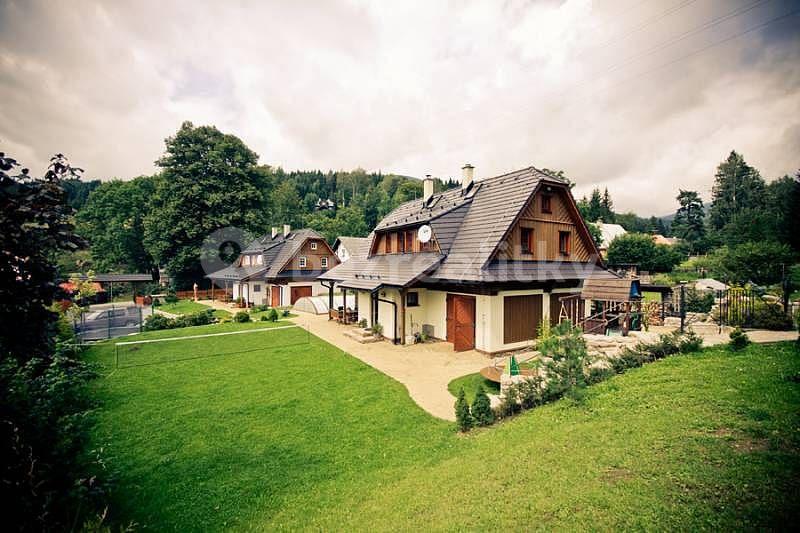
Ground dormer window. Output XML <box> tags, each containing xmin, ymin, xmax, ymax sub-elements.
<box><xmin>242</xmin><ymin>255</ymin><xmax>251</xmax><ymax>266</ymax></box>
<box><xmin>255</xmin><ymin>255</ymin><xmax>263</xmax><ymax>265</ymax></box>
<box><xmin>541</xmin><ymin>194</ymin><xmax>552</xmax><ymax>214</ymax></box>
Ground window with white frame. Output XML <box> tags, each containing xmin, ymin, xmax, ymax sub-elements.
<box><xmin>299</xmin><ymin>256</ymin><xmax>307</xmax><ymax>268</ymax></box>
<box><xmin>310</xmin><ymin>241</ymin><xmax>318</xmax><ymax>250</ymax></box>
<box><xmin>321</xmin><ymin>257</ymin><xmax>328</xmax><ymax>268</ymax></box>
<box><xmin>255</xmin><ymin>255</ymin><xmax>263</xmax><ymax>265</ymax></box>
<box><xmin>242</xmin><ymin>255</ymin><xmax>251</xmax><ymax>266</ymax></box>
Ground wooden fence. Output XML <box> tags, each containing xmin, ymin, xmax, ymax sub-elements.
<box><xmin>175</xmin><ymin>286</ymin><xmax>233</xmax><ymax>301</ymax></box>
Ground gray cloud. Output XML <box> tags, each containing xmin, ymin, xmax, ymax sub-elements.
<box><xmin>1</xmin><ymin>0</ymin><xmax>798</xmax><ymax>214</ymax></box>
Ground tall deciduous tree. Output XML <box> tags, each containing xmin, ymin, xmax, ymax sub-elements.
<box><xmin>76</xmin><ymin>176</ymin><xmax>156</xmax><ymax>273</ymax></box>
<box><xmin>143</xmin><ymin>122</ymin><xmax>267</xmax><ymax>288</ymax></box>
<box><xmin>270</xmin><ymin>180</ymin><xmax>303</xmax><ymax>228</ymax></box>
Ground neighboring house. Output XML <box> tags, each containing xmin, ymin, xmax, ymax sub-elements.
<box><xmin>332</xmin><ymin>236</ymin><xmax>371</xmax><ymax>263</ymax></box>
<box><xmin>319</xmin><ymin>165</ymin><xmax>616</xmax><ymax>353</ymax></box>
<box><xmin>207</xmin><ymin>225</ymin><xmax>339</xmax><ymax>307</ymax></box>
<box><xmin>595</xmin><ymin>221</ymin><xmax>627</xmax><ymax>255</ymax></box>
<box><xmin>694</xmin><ymin>278</ymin><xmax>727</xmax><ymax>292</ymax></box>
<box><xmin>652</xmin><ymin>234</ymin><xmax>681</xmax><ymax>246</ymax></box>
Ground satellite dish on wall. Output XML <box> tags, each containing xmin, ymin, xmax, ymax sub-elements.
<box><xmin>418</xmin><ymin>224</ymin><xmax>432</xmax><ymax>243</ymax></box>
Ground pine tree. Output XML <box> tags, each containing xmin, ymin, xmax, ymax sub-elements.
<box><xmin>672</xmin><ymin>189</ymin><xmax>705</xmax><ymax>251</ymax></box>
<box><xmin>454</xmin><ymin>387</ymin><xmax>473</xmax><ymax>432</ymax></box>
<box><xmin>709</xmin><ymin>151</ymin><xmax>766</xmax><ymax>231</ymax></box>
<box><xmin>471</xmin><ymin>387</ymin><xmax>494</xmax><ymax>426</ymax></box>
<box><xmin>601</xmin><ymin>188</ymin><xmax>615</xmax><ymax>222</ymax></box>
<box><xmin>588</xmin><ymin>188</ymin><xmax>603</xmax><ymax>222</ymax></box>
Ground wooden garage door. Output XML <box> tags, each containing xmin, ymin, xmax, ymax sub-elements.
<box><xmin>271</xmin><ymin>286</ymin><xmax>281</xmax><ymax>307</ymax></box>
<box><xmin>446</xmin><ymin>294</ymin><xmax>476</xmax><ymax>352</ymax></box>
<box><xmin>550</xmin><ymin>293</ymin><xmax>584</xmax><ymax>326</ymax></box>
<box><xmin>290</xmin><ymin>285</ymin><xmax>312</xmax><ymax>304</ymax></box>
<box><xmin>504</xmin><ymin>294</ymin><xmax>543</xmax><ymax>344</ymax></box>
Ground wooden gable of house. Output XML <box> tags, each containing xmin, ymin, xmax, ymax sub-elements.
<box><xmin>493</xmin><ymin>183</ymin><xmax>598</xmax><ymax>263</ymax></box>
<box><xmin>279</xmin><ymin>237</ymin><xmax>339</xmax><ymax>273</ymax></box>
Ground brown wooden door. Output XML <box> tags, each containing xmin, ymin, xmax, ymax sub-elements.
<box><xmin>290</xmin><ymin>285</ymin><xmax>312</xmax><ymax>304</ymax></box>
<box><xmin>447</xmin><ymin>294</ymin><xmax>475</xmax><ymax>351</ymax></box>
<box><xmin>271</xmin><ymin>286</ymin><xmax>281</xmax><ymax>307</ymax></box>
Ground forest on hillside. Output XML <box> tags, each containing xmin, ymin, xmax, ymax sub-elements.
<box><xmin>62</xmin><ymin>123</ymin><xmax>799</xmax><ymax>290</ymax></box>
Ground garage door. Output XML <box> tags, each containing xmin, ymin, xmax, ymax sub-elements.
<box><xmin>290</xmin><ymin>285</ymin><xmax>312</xmax><ymax>304</ymax></box>
<box><xmin>446</xmin><ymin>294</ymin><xmax>476</xmax><ymax>352</ymax></box>
<box><xmin>504</xmin><ymin>294</ymin><xmax>543</xmax><ymax>344</ymax></box>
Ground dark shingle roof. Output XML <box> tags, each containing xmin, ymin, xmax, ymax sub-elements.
<box><xmin>207</xmin><ymin>228</ymin><xmax>324</xmax><ymax>281</ymax></box>
<box><xmin>333</xmin><ymin>236</ymin><xmax>371</xmax><ymax>259</ymax></box>
<box><xmin>321</xmin><ymin>166</ymin><xmax>609</xmax><ymax>287</ymax></box>
<box><xmin>320</xmin><ymin>252</ymin><xmax>442</xmax><ymax>290</ymax></box>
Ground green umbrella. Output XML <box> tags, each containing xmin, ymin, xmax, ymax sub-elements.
<box><xmin>504</xmin><ymin>354</ymin><xmax>520</xmax><ymax>376</ymax></box>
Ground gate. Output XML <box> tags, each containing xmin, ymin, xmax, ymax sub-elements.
<box><xmin>716</xmin><ymin>288</ymin><xmax>758</xmax><ymax>328</ymax></box>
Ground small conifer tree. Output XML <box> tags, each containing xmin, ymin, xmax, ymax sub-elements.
<box><xmin>471</xmin><ymin>387</ymin><xmax>494</xmax><ymax>426</ymax></box>
<box><xmin>454</xmin><ymin>387</ymin><xmax>473</xmax><ymax>432</ymax></box>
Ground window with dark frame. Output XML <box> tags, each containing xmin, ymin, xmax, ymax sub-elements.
<box><xmin>405</xmin><ymin>231</ymin><xmax>414</xmax><ymax>253</ymax></box>
<box><xmin>253</xmin><ymin>284</ymin><xmax>261</xmax><ymax>292</ymax></box>
<box><xmin>541</xmin><ymin>194</ymin><xmax>552</xmax><ymax>213</ymax></box>
<box><xmin>559</xmin><ymin>231</ymin><xmax>571</xmax><ymax>255</ymax></box>
<box><xmin>398</xmin><ymin>231</ymin><xmax>405</xmax><ymax>253</ymax></box>
<box><xmin>406</xmin><ymin>291</ymin><xmax>419</xmax><ymax>307</ymax></box>
<box><xmin>520</xmin><ymin>227</ymin><xmax>534</xmax><ymax>254</ymax></box>
<box><xmin>385</xmin><ymin>233</ymin><xmax>393</xmax><ymax>253</ymax></box>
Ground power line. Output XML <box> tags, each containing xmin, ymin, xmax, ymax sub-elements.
<box><xmin>591</xmin><ymin>0</ymin><xmax>700</xmax><ymax>50</ymax></box>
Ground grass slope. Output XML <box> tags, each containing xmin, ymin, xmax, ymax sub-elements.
<box><xmin>157</xmin><ymin>299</ymin><xmax>212</xmax><ymax>315</ymax></box>
<box><xmin>87</xmin><ymin>331</ymin><xmax>800</xmax><ymax>531</ymax></box>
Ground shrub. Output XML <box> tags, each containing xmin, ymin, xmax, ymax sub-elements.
<box><xmin>454</xmin><ymin>387</ymin><xmax>473</xmax><ymax>432</ymax></box>
<box><xmin>234</xmin><ymin>311</ymin><xmax>250</xmax><ymax>323</ymax></box>
<box><xmin>518</xmin><ymin>374</ymin><xmax>546</xmax><ymax>409</ymax></box>
<box><xmin>612</xmin><ymin>347</ymin><xmax>646</xmax><ymax>373</ymax></box>
<box><xmin>371</xmin><ymin>322</ymin><xmax>384</xmax><ymax>336</ymax></box>
<box><xmin>266</xmin><ymin>308</ymin><xmax>279</xmax><ymax>322</ymax></box>
<box><xmin>152</xmin><ymin>298</ymin><xmax>161</xmax><ymax>307</ymax></box>
<box><xmin>281</xmin><ymin>308</ymin><xmax>290</xmax><ymax>317</ymax></box>
<box><xmin>358</xmin><ymin>318</ymin><xmax>368</xmax><ymax>329</ymax></box>
<box><xmin>252</xmin><ymin>304</ymin><xmax>269</xmax><ymax>312</ymax></box>
<box><xmin>164</xmin><ymin>287</ymin><xmax>178</xmax><ymax>304</ymax></box>
<box><xmin>260</xmin><ymin>315</ymin><xmax>270</xmax><ymax>321</ymax></box>
<box><xmin>537</xmin><ymin>321</ymin><xmax>588</xmax><ymax>399</ymax></box>
<box><xmin>685</xmin><ymin>287</ymin><xmax>715</xmax><ymax>313</ymax></box>
<box><xmin>751</xmin><ymin>301</ymin><xmax>793</xmax><ymax>331</ymax></box>
<box><xmin>679</xmin><ymin>329</ymin><xmax>703</xmax><ymax>353</ymax></box>
<box><xmin>497</xmin><ymin>383</ymin><xmax>522</xmax><ymax>418</ymax></box>
<box><xmin>586</xmin><ymin>365</ymin><xmax>614</xmax><ymax>385</ymax></box>
<box><xmin>143</xmin><ymin>313</ymin><xmax>174</xmax><ymax>331</ymax></box>
<box><xmin>471</xmin><ymin>387</ymin><xmax>494</xmax><ymax>427</ymax></box>
<box><xmin>728</xmin><ymin>327</ymin><xmax>750</xmax><ymax>351</ymax></box>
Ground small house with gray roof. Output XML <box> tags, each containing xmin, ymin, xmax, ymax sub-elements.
<box><xmin>319</xmin><ymin>164</ymin><xmax>617</xmax><ymax>353</ymax></box>
<box><xmin>207</xmin><ymin>225</ymin><xmax>339</xmax><ymax>307</ymax></box>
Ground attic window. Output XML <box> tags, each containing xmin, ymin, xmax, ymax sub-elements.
<box><xmin>559</xmin><ymin>231</ymin><xmax>571</xmax><ymax>256</ymax></box>
<box><xmin>255</xmin><ymin>255</ymin><xmax>263</xmax><ymax>265</ymax></box>
<box><xmin>541</xmin><ymin>194</ymin><xmax>552</xmax><ymax>214</ymax></box>
<box><xmin>242</xmin><ymin>255</ymin><xmax>251</xmax><ymax>266</ymax></box>
<box><xmin>299</xmin><ymin>256</ymin><xmax>307</xmax><ymax>268</ymax></box>
<box><xmin>321</xmin><ymin>257</ymin><xmax>328</xmax><ymax>268</ymax></box>
<box><xmin>310</xmin><ymin>241</ymin><xmax>318</xmax><ymax>250</ymax></box>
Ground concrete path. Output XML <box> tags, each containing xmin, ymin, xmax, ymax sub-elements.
<box><xmin>290</xmin><ymin>312</ymin><xmax>490</xmax><ymax>421</ymax></box>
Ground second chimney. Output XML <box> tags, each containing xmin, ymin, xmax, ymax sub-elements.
<box><xmin>461</xmin><ymin>164</ymin><xmax>474</xmax><ymax>190</ymax></box>
<box><xmin>283</xmin><ymin>224</ymin><xmax>291</xmax><ymax>237</ymax></box>
<box><xmin>271</xmin><ymin>227</ymin><xmax>279</xmax><ymax>239</ymax></box>
<box><xmin>423</xmin><ymin>175</ymin><xmax>434</xmax><ymax>203</ymax></box>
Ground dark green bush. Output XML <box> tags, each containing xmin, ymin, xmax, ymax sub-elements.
<box><xmin>471</xmin><ymin>387</ymin><xmax>494</xmax><ymax>426</ymax></box>
<box><xmin>260</xmin><ymin>315</ymin><xmax>270</xmax><ymax>321</ymax></box>
<box><xmin>586</xmin><ymin>365</ymin><xmax>614</xmax><ymax>385</ymax></box>
<box><xmin>518</xmin><ymin>374</ymin><xmax>545</xmax><ymax>409</ymax></box>
<box><xmin>751</xmin><ymin>301</ymin><xmax>793</xmax><ymax>331</ymax></box>
<box><xmin>143</xmin><ymin>313</ymin><xmax>174</xmax><ymax>331</ymax></box>
<box><xmin>252</xmin><ymin>304</ymin><xmax>269</xmax><ymax>312</ymax></box>
<box><xmin>234</xmin><ymin>311</ymin><xmax>251</xmax><ymax>323</ymax></box>
<box><xmin>497</xmin><ymin>384</ymin><xmax>521</xmax><ymax>418</ymax></box>
<box><xmin>679</xmin><ymin>329</ymin><xmax>704</xmax><ymax>353</ymax></box>
<box><xmin>728</xmin><ymin>327</ymin><xmax>750</xmax><ymax>351</ymax></box>
<box><xmin>454</xmin><ymin>387</ymin><xmax>473</xmax><ymax>432</ymax></box>
<box><xmin>282</xmin><ymin>308</ymin><xmax>290</xmax><ymax>317</ymax></box>
<box><xmin>164</xmin><ymin>287</ymin><xmax>178</xmax><ymax>304</ymax></box>
<box><xmin>267</xmin><ymin>308</ymin><xmax>279</xmax><ymax>322</ymax></box>
<box><xmin>685</xmin><ymin>287</ymin><xmax>715</xmax><ymax>313</ymax></box>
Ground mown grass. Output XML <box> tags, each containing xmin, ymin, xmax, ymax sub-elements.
<box><xmin>447</xmin><ymin>372</ymin><xmax>500</xmax><ymax>403</ymax></box>
<box><xmin>87</xmin><ymin>331</ymin><xmax>800</xmax><ymax>531</ymax></box>
<box><xmin>157</xmin><ymin>299</ymin><xmax>211</xmax><ymax>315</ymax></box>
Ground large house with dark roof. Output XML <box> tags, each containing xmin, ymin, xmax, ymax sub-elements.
<box><xmin>208</xmin><ymin>226</ymin><xmax>338</xmax><ymax>307</ymax></box>
<box><xmin>319</xmin><ymin>165</ymin><xmax>617</xmax><ymax>354</ymax></box>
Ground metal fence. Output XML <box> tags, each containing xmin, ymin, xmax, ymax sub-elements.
<box><xmin>74</xmin><ymin>304</ymin><xmax>151</xmax><ymax>341</ymax></box>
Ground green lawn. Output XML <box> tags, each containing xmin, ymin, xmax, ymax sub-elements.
<box><xmin>447</xmin><ymin>372</ymin><xmax>500</xmax><ymax>403</ymax></box>
<box><xmin>157</xmin><ymin>299</ymin><xmax>212</xmax><ymax>315</ymax></box>
<box><xmin>86</xmin><ymin>328</ymin><xmax>800</xmax><ymax>531</ymax></box>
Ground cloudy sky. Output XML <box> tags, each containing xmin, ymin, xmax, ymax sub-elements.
<box><xmin>1</xmin><ymin>0</ymin><xmax>798</xmax><ymax>214</ymax></box>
